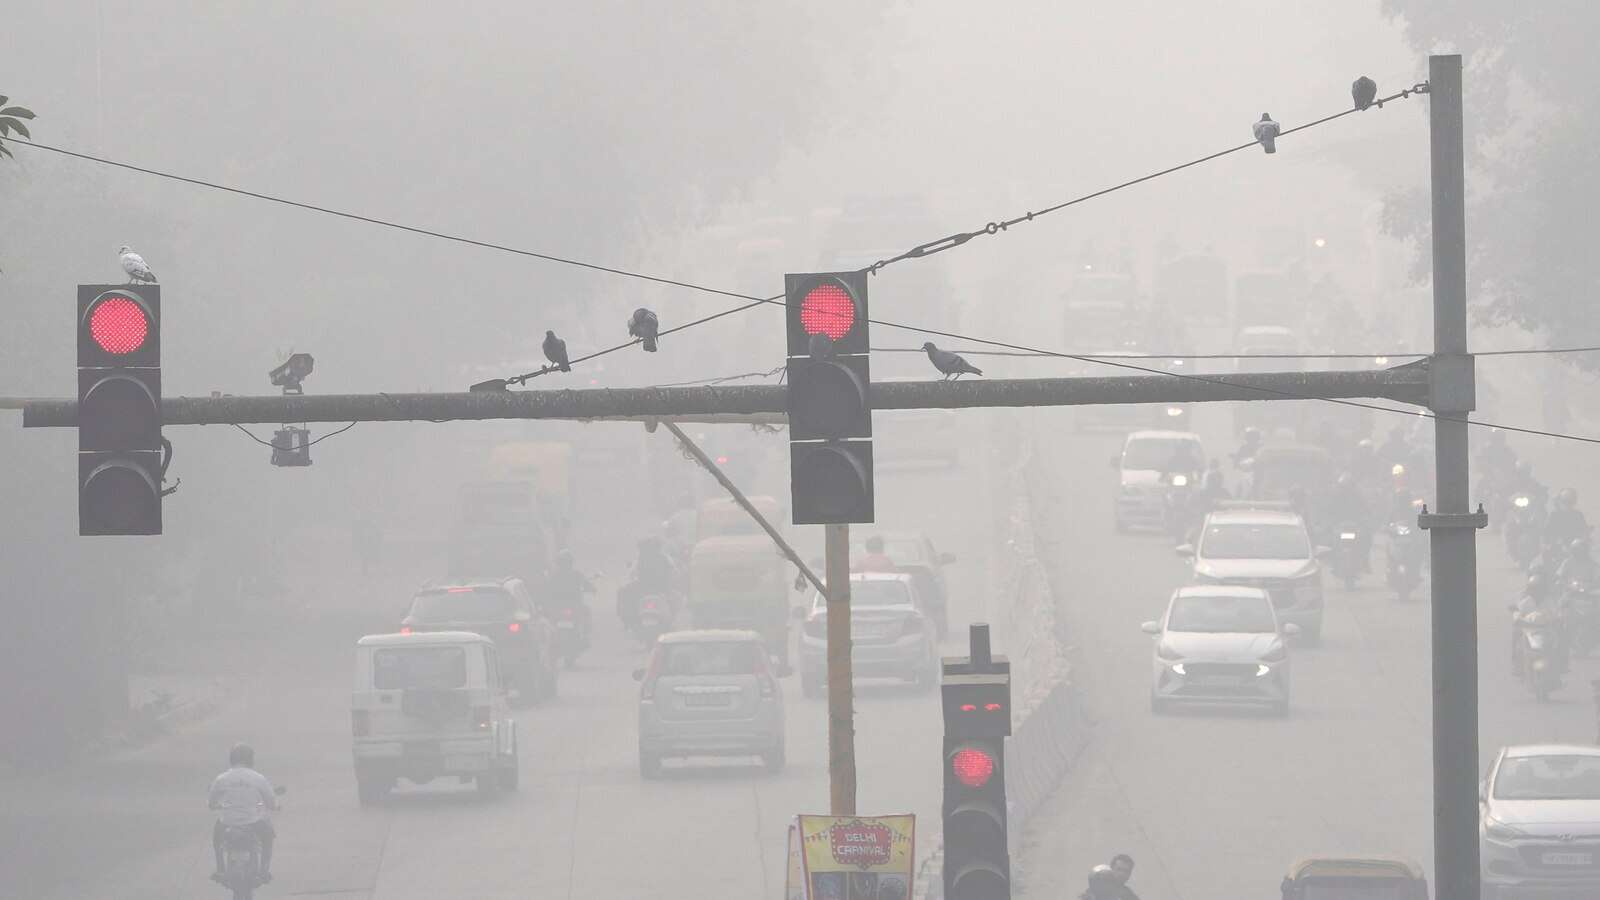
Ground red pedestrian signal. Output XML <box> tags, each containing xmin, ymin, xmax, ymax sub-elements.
<box><xmin>951</xmin><ymin>747</ymin><xmax>995</xmax><ymax>788</ymax></box>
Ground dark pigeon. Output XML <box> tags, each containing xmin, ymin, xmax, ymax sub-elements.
<box><xmin>628</xmin><ymin>307</ymin><xmax>660</xmax><ymax>352</ymax></box>
<box><xmin>921</xmin><ymin>342</ymin><xmax>982</xmax><ymax>380</ymax></box>
<box><xmin>542</xmin><ymin>330</ymin><xmax>571</xmax><ymax>373</ymax></box>
<box><xmin>1253</xmin><ymin>113</ymin><xmax>1280</xmax><ymax>154</ymax></box>
<box><xmin>1352</xmin><ymin>76</ymin><xmax>1378</xmax><ymax>111</ymax></box>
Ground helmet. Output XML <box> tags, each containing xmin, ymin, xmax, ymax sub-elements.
<box><xmin>229</xmin><ymin>743</ymin><xmax>255</xmax><ymax>768</ymax></box>
<box><xmin>1089</xmin><ymin>865</ymin><xmax>1119</xmax><ymax>886</ymax></box>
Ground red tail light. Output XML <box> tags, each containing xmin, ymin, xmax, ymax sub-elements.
<box><xmin>507</xmin><ymin>622</ymin><xmax>522</xmax><ymax>633</ymax></box>
<box><xmin>351</xmin><ymin>709</ymin><xmax>370</xmax><ymax>737</ymax></box>
<box><xmin>472</xmin><ymin>706</ymin><xmax>492</xmax><ymax>731</ymax></box>
<box><xmin>399</xmin><ymin>625</ymin><xmax>412</xmax><ymax>635</ymax></box>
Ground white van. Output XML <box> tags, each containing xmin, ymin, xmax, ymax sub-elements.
<box><xmin>351</xmin><ymin>631</ymin><xmax>519</xmax><ymax>804</ymax></box>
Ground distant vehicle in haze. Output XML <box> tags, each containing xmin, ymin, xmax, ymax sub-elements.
<box><xmin>1178</xmin><ymin>505</ymin><xmax>1326</xmax><ymax>645</ymax></box>
<box><xmin>849</xmin><ymin>530</ymin><xmax>957</xmax><ymax>638</ymax></box>
<box><xmin>798</xmin><ymin>573</ymin><xmax>939</xmax><ymax>699</ymax></box>
<box><xmin>1141</xmin><ymin>585</ymin><xmax>1295</xmax><ymax>716</ymax></box>
<box><xmin>633</xmin><ymin>629</ymin><xmax>785</xmax><ymax>778</ymax></box>
<box><xmin>446</xmin><ymin>481</ymin><xmax>552</xmax><ymax>583</ymax></box>
<box><xmin>1278</xmin><ymin>857</ymin><xmax>1428</xmax><ymax>899</ymax></box>
<box><xmin>1156</xmin><ymin>253</ymin><xmax>1228</xmax><ymax>324</ymax></box>
<box><xmin>399</xmin><ymin>576</ymin><xmax>558</xmax><ymax>705</ymax></box>
<box><xmin>689</xmin><ymin>530</ymin><xmax>798</xmax><ymax>671</ymax></box>
<box><xmin>1113</xmin><ymin>430</ymin><xmax>1205</xmax><ymax>534</ymax></box>
<box><xmin>351</xmin><ymin>631</ymin><xmax>520</xmax><ymax>804</ymax></box>
<box><xmin>1479</xmin><ymin>744</ymin><xmax>1600</xmax><ymax>896</ymax></box>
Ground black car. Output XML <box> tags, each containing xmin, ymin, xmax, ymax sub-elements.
<box><xmin>401</xmin><ymin>576</ymin><xmax>559</xmax><ymax>705</ymax></box>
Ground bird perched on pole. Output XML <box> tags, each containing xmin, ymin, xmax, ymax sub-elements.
<box><xmin>628</xmin><ymin>307</ymin><xmax>660</xmax><ymax>352</ymax></box>
<box><xmin>1252</xmin><ymin>114</ymin><xmax>1280</xmax><ymax>154</ymax></box>
<box><xmin>921</xmin><ymin>342</ymin><xmax>983</xmax><ymax>380</ymax></box>
<box><xmin>1352</xmin><ymin>76</ymin><xmax>1378</xmax><ymax>111</ymax></box>
<box><xmin>118</xmin><ymin>245</ymin><xmax>156</xmax><ymax>284</ymax></box>
<box><xmin>542</xmin><ymin>330</ymin><xmax>572</xmax><ymax>373</ymax></box>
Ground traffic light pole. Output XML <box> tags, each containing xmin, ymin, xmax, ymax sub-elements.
<box><xmin>824</xmin><ymin>522</ymin><xmax>857</xmax><ymax>815</ymax></box>
<box><xmin>1417</xmin><ymin>54</ymin><xmax>1483</xmax><ymax>900</ymax></box>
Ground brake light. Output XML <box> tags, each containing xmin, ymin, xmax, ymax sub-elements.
<box><xmin>351</xmin><ymin>709</ymin><xmax>370</xmax><ymax>737</ymax></box>
<box><xmin>472</xmin><ymin>706</ymin><xmax>492</xmax><ymax>731</ymax></box>
<box><xmin>507</xmin><ymin>622</ymin><xmax>522</xmax><ymax>633</ymax></box>
<box><xmin>399</xmin><ymin>626</ymin><xmax>412</xmax><ymax>635</ymax></box>
<box><xmin>561</xmin><ymin>608</ymin><xmax>574</xmax><ymax>620</ymax></box>
<box><xmin>446</xmin><ymin>587</ymin><xmax>473</xmax><ymax>593</ymax></box>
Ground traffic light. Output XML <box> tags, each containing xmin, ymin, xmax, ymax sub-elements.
<box><xmin>77</xmin><ymin>284</ymin><xmax>162</xmax><ymax>535</ymax></box>
<box><xmin>786</xmin><ymin>271</ymin><xmax>873</xmax><ymax>525</ymax></box>
<box><xmin>943</xmin><ymin>624</ymin><xmax>1011</xmax><ymax>900</ymax></box>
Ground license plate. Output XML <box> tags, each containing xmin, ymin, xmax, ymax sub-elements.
<box><xmin>684</xmin><ymin>693</ymin><xmax>733</xmax><ymax>707</ymax></box>
<box><xmin>1190</xmin><ymin>675</ymin><xmax>1241</xmax><ymax>686</ymax></box>
<box><xmin>1542</xmin><ymin>851</ymin><xmax>1592</xmax><ymax>865</ymax></box>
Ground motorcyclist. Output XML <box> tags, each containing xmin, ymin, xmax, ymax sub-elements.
<box><xmin>1477</xmin><ymin>428</ymin><xmax>1517</xmax><ymax>481</ymax></box>
<box><xmin>1081</xmin><ymin>865</ymin><xmax>1124</xmax><ymax>900</ymax></box>
<box><xmin>1547</xmin><ymin>489</ymin><xmax>1591</xmax><ymax>551</ymax></box>
<box><xmin>1231</xmin><ymin>427</ymin><xmax>1263</xmax><ymax>468</ymax></box>
<box><xmin>620</xmin><ymin>537</ymin><xmax>675</xmax><ymax>625</ymax></box>
<box><xmin>209</xmin><ymin>743</ymin><xmax>277</xmax><ymax>883</ymax></box>
<box><xmin>1558</xmin><ymin>538</ymin><xmax>1599</xmax><ymax>589</ymax></box>
<box><xmin>1511</xmin><ymin>461</ymin><xmax>1549</xmax><ymax>514</ymax></box>
<box><xmin>1377</xmin><ymin>426</ymin><xmax>1413</xmax><ymax>476</ymax></box>
<box><xmin>1327</xmin><ymin>472</ymin><xmax>1373</xmax><ymax>571</ymax></box>
<box><xmin>857</xmin><ymin>535</ymin><xmax>897</xmax><ymax>573</ymax></box>
<box><xmin>1511</xmin><ymin>574</ymin><xmax>1567</xmax><ymax>678</ymax></box>
<box><xmin>547</xmin><ymin>549</ymin><xmax>594</xmax><ymax>633</ymax></box>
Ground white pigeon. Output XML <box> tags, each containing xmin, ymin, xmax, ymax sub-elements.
<box><xmin>118</xmin><ymin>245</ymin><xmax>157</xmax><ymax>284</ymax></box>
<box><xmin>1252</xmin><ymin>113</ymin><xmax>1281</xmax><ymax>154</ymax></box>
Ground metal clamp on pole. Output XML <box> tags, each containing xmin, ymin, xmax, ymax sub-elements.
<box><xmin>1416</xmin><ymin>503</ymin><xmax>1488</xmax><ymax>531</ymax></box>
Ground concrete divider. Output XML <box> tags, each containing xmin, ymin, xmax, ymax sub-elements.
<box><xmin>915</xmin><ymin>417</ymin><xmax>1086</xmax><ymax>899</ymax></box>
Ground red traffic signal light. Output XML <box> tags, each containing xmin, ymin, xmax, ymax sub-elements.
<box><xmin>951</xmin><ymin>746</ymin><xmax>996</xmax><ymax>788</ymax></box>
<box><xmin>88</xmin><ymin>294</ymin><xmax>151</xmax><ymax>355</ymax></box>
<box><xmin>799</xmin><ymin>282</ymin><xmax>856</xmax><ymax>340</ymax></box>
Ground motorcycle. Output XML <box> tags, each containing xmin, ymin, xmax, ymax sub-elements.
<box><xmin>1330</xmin><ymin>523</ymin><xmax>1364</xmax><ymax>590</ymax></box>
<box><xmin>1504</xmin><ymin>494</ymin><xmax>1543</xmax><ymax>571</ymax></box>
<box><xmin>1565</xmin><ymin>580</ymin><xmax>1600</xmax><ymax>659</ymax></box>
<box><xmin>1512</xmin><ymin>607</ymin><xmax>1564</xmax><ymax>702</ymax></box>
<box><xmin>1384</xmin><ymin>520</ymin><xmax>1425</xmax><ymax>601</ymax></box>
<box><xmin>550</xmin><ymin>603</ymin><xmax>591</xmax><ymax>667</ymax></box>
<box><xmin>216</xmin><ymin>786</ymin><xmax>285</xmax><ymax>900</ymax></box>
<box><xmin>633</xmin><ymin>593</ymin><xmax>675</xmax><ymax>646</ymax></box>
<box><xmin>1162</xmin><ymin>471</ymin><xmax>1199</xmax><ymax>541</ymax></box>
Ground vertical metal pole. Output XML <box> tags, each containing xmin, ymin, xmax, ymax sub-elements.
<box><xmin>825</xmin><ymin>522</ymin><xmax>857</xmax><ymax>815</ymax></box>
<box><xmin>1426</xmin><ymin>53</ymin><xmax>1480</xmax><ymax>900</ymax></box>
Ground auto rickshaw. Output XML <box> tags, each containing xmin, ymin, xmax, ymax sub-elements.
<box><xmin>1280</xmin><ymin>857</ymin><xmax>1428</xmax><ymax>899</ymax></box>
<box><xmin>687</xmin><ymin>535</ymin><xmax>797</xmax><ymax>669</ymax></box>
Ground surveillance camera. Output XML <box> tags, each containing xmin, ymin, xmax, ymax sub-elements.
<box><xmin>269</xmin><ymin>352</ymin><xmax>315</xmax><ymax>393</ymax></box>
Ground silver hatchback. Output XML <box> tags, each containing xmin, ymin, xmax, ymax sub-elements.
<box><xmin>1481</xmin><ymin>744</ymin><xmax>1600</xmax><ymax>895</ymax></box>
<box><xmin>634</xmin><ymin>630</ymin><xmax>785</xmax><ymax>778</ymax></box>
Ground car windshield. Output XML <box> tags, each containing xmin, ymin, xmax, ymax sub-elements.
<box><xmin>657</xmin><ymin>641</ymin><xmax>762</xmax><ymax>677</ymax></box>
<box><xmin>374</xmin><ymin>647</ymin><xmax>467</xmax><ymax>690</ymax></box>
<box><xmin>1201</xmin><ymin>523</ymin><xmax>1310</xmax><ymax>560</ymax></box>
<box><xmin>1494</xmin><ymin>754</ymin><xmax>1600</xmax><ymax>800</ymax></box>
<box><xmin>852</xmin><ymin>540</ymin><xmax>925</xmax><ymax>563</ymax></box>
<box><xmin>1166</xmin><ymin>593</ymin><xmax>1277</xmax><ymax>633</ymax></box>
<box><xmin>408</xmin><ymin>589</ymin><xmax>513</xmax><ymax>623</ymax></box>
<box><xmin>1122</xmin><ymin>438</ymin><xmax>1201</xmax><ymax>471</ymax></box>
<box><xmin>815</xmin><ymin>580</ymin><xmax>913</xmax><ymax>610</ymax></box>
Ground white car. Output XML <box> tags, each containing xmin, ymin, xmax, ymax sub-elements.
<box><xmin>798</xmin><ymin>573</ymin><xmax>939</xmax><ymax>698</ymax></box>
<box><xmin>1179</xmin><ymin>506</ymin><xmax>1326</xmax><ymax>645</ymax></box>
<box><xmin>1142</xmin><ymin>585</ymin><xmax>1296</xmax><ymax>716</ymax></box>
<box><xmin>1481</xmin><ymin>744</ymin><xmax>1600</xmax><ymax>895</ymax></box>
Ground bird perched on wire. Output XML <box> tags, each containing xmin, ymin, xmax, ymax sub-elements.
<box><xmin>1352</xmin><ymin>76</ymin><xmax>1378</xmax><ymax>111</ymax></box>
<box><xmin>543</xmin><ymin>330</ymin><xmax>572</xmax><ymax>373</ymax></box>
<box><xmin>1252</xmin><ymin>113</ymin><xmax>1280</xmax><ymax>154</ymax></box>
<box><xmin>921</xmin><ymin>342</ymin><xmax>983</xmax><ymax>380</ymax></box>
<box><xmin>118</xmin><ymin>245</ymin><xmax>157</xmax><ymax>284</ymax></box>
<box><xmin>628</xmin><ymin>308</ymin><xmax>660</xmax><ymax>352</ymax></box>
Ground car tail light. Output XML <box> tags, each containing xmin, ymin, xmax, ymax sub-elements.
<box><xmin>561</xmin><ymin>607</ymin><xmax>574</xmax><ymax>620</ymax></box>
<box><xmin>507</xmin><ymin>622</ymin><xmax>522</xmax><ymax>634</ymax></box>
<box><xmin>472</xmin><ymin>706</ymin><xmax>492</xmax><ymax>731</ymax></box>
<box><xmin>399</xmin><ymin>625</ymin><xmax>412</xmax><ymax>635</ymax></box>
<box><xmin>351</xmin><ymin>709</ymin><xmax>370</xmax><ymax>737</ymax></box>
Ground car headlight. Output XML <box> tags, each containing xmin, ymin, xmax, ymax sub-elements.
<box><xmin>1514</xmin><ymin>495</ymin><xmax>1531</xmax><ymax>508</ymax></box>
<box><xmin>1169</xmin><ymin>662</ymin><xmax>1186</xmax><ymax>675</ymax></box>
<box><xmin>1339</xmin><ymin>531</ymin><xmax>1357</xmax><ymax>541</ymax></box>
<box><xmin>1484</xmin><ymin>818</ymin><xmax>1521</xmax><ymax>841</ymax></box>
<box><xmin>1165</xmin><ymin>406</ymin><xmax>1185</xmax><ymax>417</ymax></box>
<box><xmin>1255</xmin><ymin>664</ymin><xmax>1272</xmax><ymax>677</ymax></box>
<box><xmin>1170</xmin><ymin>474</ymin><xmax>1188</xmax><ymax>487</ymax></box>
<box><xmin>1156</xmin><ymin>642</ymin><xmax>1183</xmax><ymax>662</ymax></box>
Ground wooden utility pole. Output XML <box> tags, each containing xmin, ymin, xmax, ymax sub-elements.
<box><xmin>824</xmin><ymin>522</ymin><xmax>856</xmax><ymax>815</ymax></box>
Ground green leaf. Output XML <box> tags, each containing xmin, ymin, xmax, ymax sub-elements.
<box><xmin>0</xmin><ymin>121</ymin><xmax>10</xmax><ymax>137</ymax></box>
<box><xmin>0</xmin><ymin>107</ymin><xmax>35</xmax><ymax>119</ymax></box>
<box><xmin>5</xmin><ymin>119</ymin><xmax>29</xmax><ymax>139</ymax></box>
<box><xmin>0</xmin><ymin>97</ymin><xmax>9</xmax><ymax>108</ymax></box>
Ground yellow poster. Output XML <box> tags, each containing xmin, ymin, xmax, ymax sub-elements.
<box><xmin>798</xmin><ymin>814</ymin><xmax>915</xmax><ymax>900</ymax></box>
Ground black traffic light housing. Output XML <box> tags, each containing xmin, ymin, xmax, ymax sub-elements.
<box><xmin>77</xmin><ymin>285</ymin><xmax>162</xmax><ymax>535</ymax></box>
<box><xmin>942</xmin><ymin>624</ymin><xmax>1012</xmax><ymax>900</ymax></box>
<box><xmin>786</xmin><ymin>271</ymin><xmax>874</xmax><ymax>525</ymax></box>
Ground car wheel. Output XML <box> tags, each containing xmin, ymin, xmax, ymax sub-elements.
<box><xmin>763</xmin><ymin>743</ymin><xmax>786</xmax><ymax>775</ymax></box>
<box><xmin>356</xmin><ymin>775</ymin><xmax>390</xmax><ymax>807</ymax></box>
<box><xmin>639</xmin><ymin>748</ymin><xmax>663</xmax><ymax>779</ymax></box>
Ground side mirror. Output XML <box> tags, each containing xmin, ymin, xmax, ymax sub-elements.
<box><xmin>631</xmin><ymin>668</ymin><xmax>646</xmax><ymax>682</ymax></box>
<box><xmin>1139</xmin><ymin>621</ymin><xmax>1161</xmax><ymax>635</ymax></box>
<box><xmin>1314</xmin><ymin>545</ymin><xmax>1332</xmax><ymax>558</ymax></box>
<box><xmin>1282</xmin><ymin>623</ymin><xmax>1302</xmax><ymax>637</ymax></box>
<box><xmin>938</xmin><ymin>552</ymin><xmax>958</xmax><ymax>565</ymax></box>
<box><xmin>1174</xmin><ymin>544</ymin><xmax>1195</xmax><ymax>558</ymax></box>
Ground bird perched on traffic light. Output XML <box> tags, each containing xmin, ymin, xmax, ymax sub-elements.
<box><xmin>922</xmin><ymin>342</ymin><xmax>983</xmax><ymax>380</ymax></box>
<box><xmin>1252</xmin><ymin>114</ymin><xmax>1280</xmax><ymax>154</ymax></box>
<box><xmin>543</xmin><ymin>330</ymin><xmax>572</xmax><ymax>373</ymax></box>
<box><xmin>118</xmin><ymin>245</ymin><xmax>156</xmax><ymax>284</ymax></box>
<box><xmin>1352</xmin><ymin>76</ymin><xmax>1378</xmax><ymax>111</ymax></box>
<box><xmin>628</xmin><ymin>307</ymin><xmax>660</xmax><ymax>352</ymax></box>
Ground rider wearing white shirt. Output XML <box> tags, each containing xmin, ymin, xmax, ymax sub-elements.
<box><xmin>209</xmin><ymin>743</ymin><xmax>278</xmax><ymax>882</ymax></box>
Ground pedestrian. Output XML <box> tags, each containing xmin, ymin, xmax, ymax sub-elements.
<box><xmin>1080</xmin><ymin>865</ymin><xmax>1121</xmax><ymax>900</ymax></box>
<box><xmin>1109</xmin><ymin>853</ymin><xmax>1141</xmax><ymax>900</ymax></box>
<box><xmin>856</xmin><ymin>536</ymin><xmax>896</xmax><ymax>573</ymax></box>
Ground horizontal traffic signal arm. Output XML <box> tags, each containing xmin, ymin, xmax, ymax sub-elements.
<box><xmin>22</xmin><ymin>365</ymin><xmax>1430</xmax><ymax>428</ymax></box>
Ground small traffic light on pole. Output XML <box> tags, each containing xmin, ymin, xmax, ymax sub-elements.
<box><xmin>77</xmin><ymin>284</ymin><xmax>162</xmax><ymax>535</ymax></box>
<box><xmin>785</xmin><ymin>271</ymin><xmax>873</xmax><ymax>525</ymax></box>
<box><xmin>942</xmin><ymin>623</ymin><xmax>1011</xmax><ymax>900</ymax></box>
